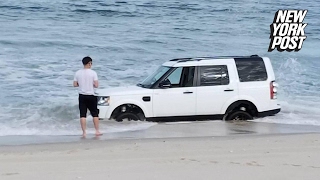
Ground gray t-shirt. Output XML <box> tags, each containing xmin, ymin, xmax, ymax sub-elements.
<box><xmin>74</xmin><ymin>69</ymin><xmax>98</xmax><ymax>95</ymax></box>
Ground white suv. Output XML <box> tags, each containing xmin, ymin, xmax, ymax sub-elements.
<box><xmin>96</xmin><ymin>55</ymin><xmax>281</xmax><ymax>122</ymax></box>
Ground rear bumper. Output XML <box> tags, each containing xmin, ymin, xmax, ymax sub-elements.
<box><xmin>257</xmin><ymin>108</ymin><xmax>281</xmax><ymax>117</ymax></box>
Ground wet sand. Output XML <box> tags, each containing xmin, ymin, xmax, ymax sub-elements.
<box><xmin>0</xmin><ymin>121</ymin><xmax>320</xmax><ymax>179</ymax></box>
<box><xmin>1</xmin><ymin>120</ymin><xmax>320</xmax><ymax>146</ymax></box>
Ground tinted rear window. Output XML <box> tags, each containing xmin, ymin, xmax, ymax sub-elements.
<box><xmin>199</xmin><ymin>65</ymin><xmax>229</xmax><ymax>86</ymax></box>
<box><xmin>235</xmin><ymin>57</ymin><xmax>268</xmax><ymax>82</ymax></box>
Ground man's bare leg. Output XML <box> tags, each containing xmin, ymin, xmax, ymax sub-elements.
<box><xmin>80</xmin><ymin>117</ymin><xmax>87</xmax><ymax>137</ymax></box>
<box><xmin>93</xmin><ymin>117</ymin><xmax>102</xmax><ymax>136</ymax></box>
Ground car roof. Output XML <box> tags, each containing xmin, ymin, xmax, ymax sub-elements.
<box><xmin>162</xmin><ymin>55</ymin><xmax>266</xmax><ymax>67</ymax></box>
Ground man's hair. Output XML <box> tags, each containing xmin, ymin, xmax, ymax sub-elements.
<box><xmin>82</xmin><ymin>56</ymin><xmax>92</xmax><ymax>65</ymax></box>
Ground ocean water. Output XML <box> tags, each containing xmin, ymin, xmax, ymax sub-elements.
<box><xmin>0</xmin><ymin>0</ymin><xmax>319</xmax><ymax>137</ymax></box>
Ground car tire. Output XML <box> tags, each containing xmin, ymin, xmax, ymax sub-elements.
<box><xmin>137</xmin><ymin>113</ymin><xmax>146</xmax><ymax>121</ymax></box>
<box><xmin>225</xmin><ymin>111</ymin><xmax>253</xmax><ymax>121</ymax></box>
<box><xmin>116</xmin><ymin>112</ymin><xmax>142</xmax><ymax>122</ymax></box>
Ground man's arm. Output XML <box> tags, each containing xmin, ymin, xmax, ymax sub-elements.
<box><xmin>94</xmin><ymin>80</ymin><xmax>99</xmax><ymax>88</ymax></box>
<box><xmin>93</xmin><ymin>72</ymin><xmax>99</xmax><ymax>88</ymax></box>
<box><xmin>73</xmin><ymin>72</ymin><xmax>79</xmax><ymax>87</ymax></box>
<box><xmin>73</xmin><ymin>81</ymin><xmax>79</xmax><ymax>87</ymax></box>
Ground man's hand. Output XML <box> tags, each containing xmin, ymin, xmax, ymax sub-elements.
<box><xmin>73</xmin><ymin>81</ymin><xmax>79</xmax><ymax>87</ymax></box>
<box><xmin>94</xmin><ymin>80</ymin><xmax>99</xmax><ymax>88</ymax></box>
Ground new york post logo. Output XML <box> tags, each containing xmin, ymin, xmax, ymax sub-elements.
<box><xmin>268</xmin><ymin>10</ymin><xmax>308</xmax><ymax>52</ymax></box>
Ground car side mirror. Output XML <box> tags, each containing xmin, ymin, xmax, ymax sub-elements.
<box><xmin>159</xmin><ymin>79</ymin><xmax>171</xmax><ymax>88</ymax></box>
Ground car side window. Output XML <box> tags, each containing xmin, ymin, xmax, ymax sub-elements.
<box><xmin>167</xmin><ymin>67</ymin><xmax>183</xmax><ymax>86</ymax></box>
<box><xmin>235</xmin><ymin>58</ymin><xmax>268</xmax><ymax>82</ymax></box>
<box><xmin>179</xmin><ymin>66</ymin><xmax>195</xmax><ymax>87</ymax></box>
<box><xmin>199</xmin><ymin>65</ymin><xmax>229</xmax><ymax>86</ymax></box>
<box><xmin>165</xmin><ymin>67</ymin><xmax>195</xmax><ymax>88</ymax></box>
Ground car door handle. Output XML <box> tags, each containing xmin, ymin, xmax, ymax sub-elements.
<box><xmin>183</xmin><ymin>91</ymin><xmax>193</xmax><ymax>94</ymax></box>
<box><xmin>224</xmin><ymin>89</ymin><xmax>234</xmax><ymax>92</ymax></box>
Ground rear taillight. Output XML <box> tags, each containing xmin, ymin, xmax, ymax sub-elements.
<box><xmin>270</xmin><ymin>81</ymin><xmax>278</xmax><ymax>99</ymax></box>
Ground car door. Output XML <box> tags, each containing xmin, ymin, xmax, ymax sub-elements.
<box><xmin>153</xmin><ymin>66</ymin><xmax>197</xmax><ymax>117</ymax></box>
<box><xmin>196</xmin><ymin>63</ymin><xmax>238</xmax><ymax>115</ymax></box>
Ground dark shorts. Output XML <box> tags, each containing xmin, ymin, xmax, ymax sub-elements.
<box><xmin>78</xmin><ymin>94</ymin><xmax>99</xmax><ymax>118</ymax></box>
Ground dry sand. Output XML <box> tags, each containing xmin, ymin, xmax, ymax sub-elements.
<box><xmin>1</xmin><ymin>132</ymin><xmax>320</xmax><ymax>180</ymax></box>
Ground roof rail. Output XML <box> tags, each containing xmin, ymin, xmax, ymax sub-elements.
<box><xmin>169</xmin><ymin>58</ymin><xmax>193</xmax><ymax>61</ymax></box>
<box><xmin>169</xmin><ymin>55</ymin><xmax>260</xmax><ymax>62</ymax></box>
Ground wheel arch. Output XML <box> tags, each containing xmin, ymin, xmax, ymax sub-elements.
<box><xmin>110</xmin><ymin>103</ymin><xmax>146</xmax><ymax>120</ymax></box>
<box><xmin>105</xmin><ymin>98</ymin><xmax>151</xmax><ymax>119</ymax></box>
<box><xmin>224</xmin><ymin>100</ymin><xmax>258</xmax><ymax>117</ymax></box>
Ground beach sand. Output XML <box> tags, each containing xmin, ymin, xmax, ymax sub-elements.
<box><xmin>1</xmin><ymin>121</ymin><xmax>320</xmax><ymax>180</ymax></box>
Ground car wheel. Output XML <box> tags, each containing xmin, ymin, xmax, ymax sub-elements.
<box><xmin>225</xmin><ymin>111</ymin><xmax>253</xmax><ymax>121</ymax></box>
<box><xmin>137</xmin><ymin>113</ymin><xmax>146</xmax><ymax>121</ymax></box>
<box><xmin>116</xmin><ymin>112</ymin><xmax>142</xmax><ymax>122</ymax></box>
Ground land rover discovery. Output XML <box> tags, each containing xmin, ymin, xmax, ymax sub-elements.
<box><xmin>96</xmin><ymin>55</ymin><xmax>281</xmax><ymax>122</ymax></box>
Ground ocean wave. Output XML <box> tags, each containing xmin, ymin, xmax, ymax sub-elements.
<box><xmin>0</xmin><ymin>0</ymin><xmax>319</xmax><ymax>131</ymax></box>
<box><xmin>0</xmin><ymin>5</ymin><xmax>52</xmax><ymax>12</ymax></box>
<box><xmin>0</xmin><ymin>104</ymin><xmax>156</xmax><ymax>136</ymax></box>
<box><xmin>73</xmin><ymin>8</ymin><xmax>138</xmax><ymax>17</ymax></box>
<box><xmin>0</xmin><ymin>5</ymin><xmax>23</xmax><ymax>10</ymax></box>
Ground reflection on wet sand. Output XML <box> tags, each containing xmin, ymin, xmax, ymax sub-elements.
<box><xmin>1</xmin><ymin>120</ymin><xmax>320</xmax><ymax>146</ymax></box>
<box><xmin>223</xmin><ymin>120</ymin><xmax>320</xmax><ymax>135</ymax></box>
<box><xmin>101</xmin><ymin>120</ymin><xmax>320</xmax><ymax>139</ymax></box>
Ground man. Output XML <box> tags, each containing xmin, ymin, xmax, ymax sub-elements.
<box><xmin>73</xmin><ymin>56</ymin><xmax>102</xmax><ymax>137</ymax></box>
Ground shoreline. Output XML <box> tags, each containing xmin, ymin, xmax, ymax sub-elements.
<box><xmin>1</xmin><ymin>120</ymin><xmax>320</xmax><ymax>146</ymax></box>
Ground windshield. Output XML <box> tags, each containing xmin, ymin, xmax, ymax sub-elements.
<box><xmin>138</xmin><ymin>66</ymin><xmax>171</xmax><ymax>88</ymax></box>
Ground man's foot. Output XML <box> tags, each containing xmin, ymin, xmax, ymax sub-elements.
<box><xmin>95</xmin><ymin>131</ymin><xmax>103</xmax><ymax>136</ymax></box>
<box><xmin>82</xmin><ymin>133</ymin><xmax>86</xmax><ymax>138</ymax></box>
